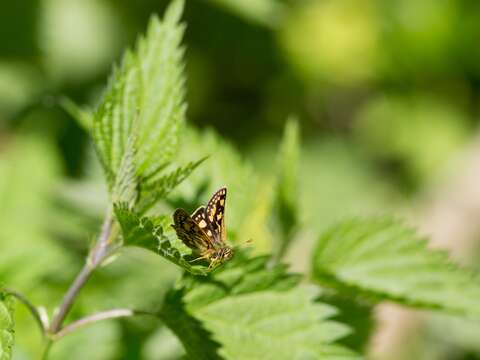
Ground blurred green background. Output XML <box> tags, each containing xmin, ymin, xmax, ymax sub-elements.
<box><xmin>2</xmin><ymin>0</ymin><xmax>480</xmax><ymax>359</ymax></box>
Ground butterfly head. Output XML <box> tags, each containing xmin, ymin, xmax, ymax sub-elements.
<box><xmin>211</xmin><ymin>246</ymin><xmax>234</xmax><ymax>264</ymax></box>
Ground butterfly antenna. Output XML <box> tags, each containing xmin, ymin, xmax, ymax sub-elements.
<box><xmin>190</xmin><ymin>254</ymin><xmax>209</xmax><ymax>263</ymax></box>
<box><xmin>237</xmin><ymin>238</ymin><xmax>253</xmax><ymax>250</ymax></box>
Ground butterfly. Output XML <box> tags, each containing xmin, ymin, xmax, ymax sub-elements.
<box><xmin>171</xmin><ymin>187</ymin><xmax>234</xmax><ymax>268</ymax></box>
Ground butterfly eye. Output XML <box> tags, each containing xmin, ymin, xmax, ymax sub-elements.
<box><xmin>225</xmin><ymin>248</ymin><xmax>234</xmax><ymax>259</ymax></box>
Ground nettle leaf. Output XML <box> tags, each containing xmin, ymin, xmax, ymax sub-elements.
<box><xmin>92</xmin><ymin>0</ymin><xmax>186</xmax><ymax>190</ymax></box>
<box><xmin>138</xmin><ymin>157</ymin><xmax>207</xmax><ymax>214</ymax></box>
<box><xmin>112</xmin><ymin>135</ymin><xmax>138</xmax><ymax>206</ymax></box>
<box><xmin>93</xmin><ymin>50</ymin><xmax>138</xmax><ymax>185</ymax></box>
<box><xmin>313</xmin><ymin>218</ymin><xmax>480</xmax><ymax>317</ymax></box>
<box><xmin>159</xmin><ymin>256</ymin><xmax>359</xmax><ymax>360</ymax></box>
<box><xmin>0</xmin><ymin>293</ymin><xmax>15</xmax><ymax>360</ymax></box>
<box><xmin>194</xmin><ymin>287</ymin><xmax>358</xmax><ymax>360</ymax></box>
<box><xmin>135</xmin><ymin>0</ymin><xmax>186</xmax><ymax>180</ymax></box>
<box><xmin>59</xmin><ymin>96</ymin><xmax>93</xmax><ymax>132</ymax></box>
<box><xmin>272</xmin><ymin>116</ymin><xmax>300</xmax><ymax>260</ymax></box>
<box><xmin>317</xmin><ymin>292</ymin><xmax>374</xmax><ymax>353</ymax></box>
<box><xmin>159</xmin><ymin>289</ymin><xmax>222</xmax><ymax>360</ymax></box>
<box><xmin>114</xmin><ymin>204</ymin><xmax>212</xmax><ymax>276</ymax></box>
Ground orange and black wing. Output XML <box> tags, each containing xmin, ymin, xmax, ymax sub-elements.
<box><xmin>205</xmin><ymin>187</ymin><xmax>227</xmax><ymax>245</ymax></box>
<box><xmin>172</xmin><ymin>208</ymin><xmax>213</xmax><ymax>252</ymax></box>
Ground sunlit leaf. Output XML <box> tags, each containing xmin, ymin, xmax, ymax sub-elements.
<box><xmin>313</xmin><ymin>218</ymin><xmax>480</xmax><ymax>317</ymax></box>
<box><xmin>138</xmin><ymin>157</ymin><xmax>207</xmax><ymax>214</ymax></box>
<box><xmin>112</xmin><ymin>135</ymin><xmax>138</xmax><ymax>206</ymax></box>
<box><xmin>0</xmin><ymin>293</ymin><xmax>15</xmax><ymax>360</ymax></box>
<box><xmin>159</xmin><ymin>256</ymin><xmax>359</xmax><ymax>360</ymax></box>
<box><xmin>92</xmin><ymin>0</ymin><xmax>186</xmax><ymax>191</ymax></box>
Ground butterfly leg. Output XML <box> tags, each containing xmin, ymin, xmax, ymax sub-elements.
<box><xmin>190</xmin><ymin>254</ymin><xmax>209</xmax><ymax>263</ymax></box>
<box><xmin>208</xmin><ymin>259</ymin><xmax>218</xmax><ymax>270</ymax></box>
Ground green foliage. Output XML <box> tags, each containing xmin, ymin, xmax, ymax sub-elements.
<box><xmin>112</xmin><ymin>135</ymin><xmax>138</xmax><ymax>206</ymax></box>
<box><xmin>159</xmin><ymin>289</ymin><xmax>222</xmax><ymax>359</ymax></box>
<box><xmin>137</xmin><ymin>157</ymin><xmax>207</xmax><ymax>214</ymax></box>
<box><xmin>86</xmin><ymin>0</ymin><xmax>206</xmax><ymax>253</ymax></box>
<box><xmin>0</xmin><ymin>135</ymin><xmax>71</xmax><ymax>289</ymax></box>
<box><xmin>92</xmin><ymin>0</ymin><xmax>186</xmax><ymax>191</ymax></box>
<box><xmin>353</xmin><ymin>95</ymin><xmax>469</xmax><ymax>185</ymax></box>
<box><xmin>0</xmin><ymin>293</ymin><xmax>15</xmax><ymax>360</ymax></box>
<box><xmin>313</xmin><ymin>218</ymin><xmax>480</xmax><ymax>317</ymax></box>
<box><xmin>317</xmin><ymin>292</ymin><xmax>374</xmax><ymax>353</ymax></box>
<box><xmin>193</xmin><ymin>288</ymin><xmax>357</xmax><ymax>360</ymax></box>
<box><xmin>272</xmin><ymin>116</ymin><xmax>300</xmax><ymax>260</ymax></box>
<box><xmin>80</xmin><ymin>0</ymin><xmax>208</xmax><ymax>274</ymax></box>
<box><xmin>59</xmin><ymin>97</ymin><xmax>93</xmax><ymax>133</ymax></box>
<box><xmin>208</xmin><ymin>0</ymin><xmax>285</xmax><ymax>27</ymax></box>
<box><xmin>299</xmin><ymin>139</ymin><xmax>398</xmax><ymax>235</ymax></box>
<box><xmin>49</xmin><ymin>322</ymin><xmax>121</xmax><ymax>360</ymax></box>
<box><xmin>8</xmin><ymin>0</ymin><xmax>480</xmax><ymax>358</ymax></box>
<box><xmin>159</xmin><ymin>256</ymin><xmax>359</xmax><ymax>360</ymax></box>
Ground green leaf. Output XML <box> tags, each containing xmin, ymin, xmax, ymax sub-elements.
<box><xmin>195</xmin><ymin>287</ymin><xmax>357</xmax><ymax>360</ymax></box>
<box><xmin>160</xmin><ymin>256</ymin><xmax>359</xmax><ymax>360</ymax></box>
<box><xmin>114</xmin><ymin>204</ymin><xmax>213</xmax><ymax>276</ymax></box>
<box><xmin>272</xmin><ymin>116</ymin><xmax>300</xmax><ymax>260</ymax></box>
<box><xmin>317</xmin><ymin>292</ymin><xmax>374</xmax><ymax>353</ymax></box>
<box><xmin>93</xmin><ymin>50</ymin><xmax>137</xmax><ymax>186</ymax></box>
<box><xmin>158</xmin><ymin>289</ymin><xmax>222</xmax><ymax>360</ymax></box>
<box><xmin>112</xmin><ymin>135</ymin><xmax>138</xmax><ymax>206</ymax></box>
<box><xmin>92</xmin><ymin>0</ymin><xmax>186</xmax><ymax>190</ymax></box>
<box><xmin>135</xmin><ymin>0</ymin><xmax>186</xmax><ymax>179</ymax></box>
<box><xmin>138</xmin><ymin>157</ymin><xmax>208</xmax><ymax>214</ymax></box>
<box><xmin>313</xmin><ymin>218</ymin><xmax>480</xmax><ymax>317</ymax></box>
<box><xmin>59</xmin><ymin>96</ymin><xmax>93</xmax><ymax>132</ymax></box>
<box><xmin>0</xmin><ymin>293</ymin><xmax>15</xmax><ymax>360</ymax></box>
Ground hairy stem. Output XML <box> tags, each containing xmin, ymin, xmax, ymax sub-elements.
<box><xmin>48</xmin><ymin>265</ymin><xmax>94</xmax><ymax>334</ymax></box>
<box><xmin>3</xmin><ymin>287</ymin><xmax>47</xmax><ymax>335</ymax></box>
<box><xmin>90</xmin><ymin>214</ymin><xmax>114</xmax><ymax>266</ymax></box>
<box><xmin>54</xmin><ymin>308</ymin><xmax>155</xmax><ymax>340</ymax></box>
<box><xmin>49</xmin><ymin>215</ymin><xmax>114</xmax><ymax>334</ymax></box>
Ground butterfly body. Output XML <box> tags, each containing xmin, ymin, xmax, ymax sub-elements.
<box><xmin>171</xmin><ymin>187</ymin><xmax>233</xmax><ymax>267</ymax></box>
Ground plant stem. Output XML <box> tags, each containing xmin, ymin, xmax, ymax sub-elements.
<box><xmin>41</xmin><ymin>340</ymin><xmax>52</xmax><ymax>360</ymax></box>
<box><xmin>48</xmin><ymin>264</ymin><xmax>94</xmax><ymax>334</ymax></box>
<box><xmin>3</xmin><ymin>287</ymin><xmax>47</xmax><ymax>335</ymax></box>
<box><xmin>49</xmin><ymin>215</ymin><xmax>114</xmax><ymax>334</ymax></box>
<box><xmin>90</xmin><ymin>214</ymin><xmax>114</xmax><ymax>266</ymax></box>
<box><xmin>54</xmin><ymin>308</ymin><xmax>155</xmax><ymax>340</ymax></box>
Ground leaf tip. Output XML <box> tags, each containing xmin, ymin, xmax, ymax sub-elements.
<box><xmin>165</xmin><ymin>0</ymin><xmax>185</xmax><ymax>24</ymax></box>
